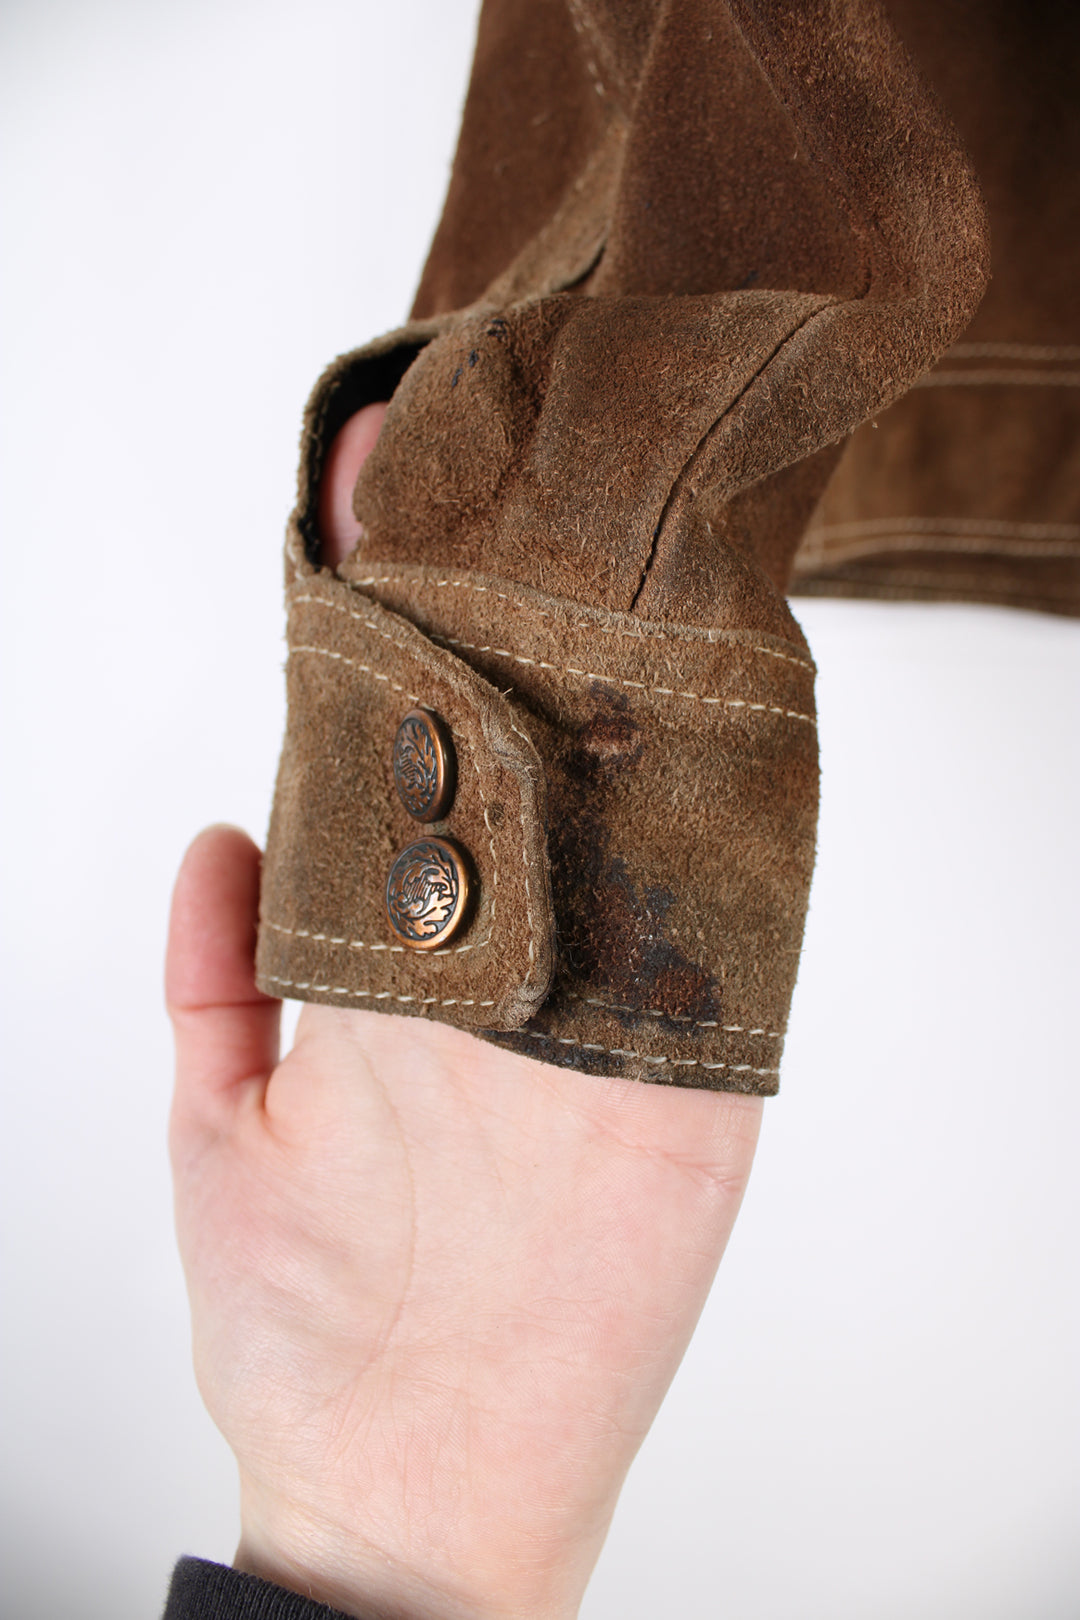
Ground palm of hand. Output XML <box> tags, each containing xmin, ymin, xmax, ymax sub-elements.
<box><xmin>169</xmin><ymin>829</ymin><xmax>760</xmax><ymax>1620</ymax></box>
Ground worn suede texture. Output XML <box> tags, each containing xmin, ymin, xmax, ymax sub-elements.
<box><xmin>256</xmin><ymin>0</ymin><xmax>990</xmax><ymax>1090</ymax></box>
<box><xmin>258</xmin><ymin>562</ymin><xmax>818</xmax><ymax>1089</ymax></box>
<box><xmin>257</xmin><ymin>573</ymin><xmax>555</xmax><ymax>1032</ymax></box>
<box><xmin>792</xmin><ymin>0</ymin><xmax>1080</xmax><ymax>614</ymax></box>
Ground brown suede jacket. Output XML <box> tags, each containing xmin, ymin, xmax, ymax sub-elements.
<box><xmin>253</xmin><ymin>0</ymin><xmax>1078</xmax><ymax>1096</ymax></box>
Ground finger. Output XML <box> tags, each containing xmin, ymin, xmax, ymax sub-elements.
<box><xmin>166</xmin><ymin>825</ymin><xmax>280</xmax><ymax>1126</ymax></box>
<box><xmin>317</xmin><ymin>400</ymin><xmax>389</xmax><ymax>568</ymax></box>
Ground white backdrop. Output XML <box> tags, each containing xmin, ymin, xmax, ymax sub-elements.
<box><xmin>2</xmin><ymin>4</ymin><xmax>1078</xmax><ymax>1617</ymax></box>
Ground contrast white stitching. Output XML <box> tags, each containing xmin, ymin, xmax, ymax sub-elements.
<box><xmin>915</xmin><ymin>369</ymin><xmax>1080</xmax><ymax>388</ymax></box>
<box><xmin>261</xmin><ymin>974</ymin><xmax>497</xmax><ymax>1009</ymax></box>
<box><xmin>350</xmin><ymin>576</ymin><xmax>557</xmax><ymax>612</ymax></box>
<box><xmin>803</xmin><ymin>515</ymin><xmax>1080</xmax><ymax>542</ymax></box>
<box><xmin>791</xmin><ymin>576</ymin><xmax>1068</xmax><ymax>613</ymax></box>
<box><xmin>800</xmin><ymin>536</ymin><xmax>1080</xmax><ymax>563</ymax></box>
<box><xmin>817</xmin><ymin>565</ymin><xmax>1061</xmax><ymax>592</ymax></box>
<box><xmin>566</xmin><ymin>993</ymin><xmax>784</xmax><ymax>1038</ymax></box>
<box><xmin>289</xmin><ymin>643</ymin><xmax>422</xmax><ymax>705</ymax></box>
<box><xmin>740</xmin><ymin>644</ymin><xmax>815</xmax><ymax>672</ymax></box>
<box><xmin>347</xmin><ymin>574</ymin><xmax>815</xmax><ymax>673</ymax></box>
<box><xmin>565</xmin><ymin>0</ymin><xmax>607</xmax><ymax>98</ymax></box>
<box><xmin>948</xmin><ymin>342</ymin><xmax>1080</xmax><ymax>362</ymax></box>
<box><xmin>798</xmin><ymin>515</ymin><xmax>1080</xmax><ymax>564</ymax></box>
<box><xmin>263</xmin><ymin>920</ymin><xmax>406</xmax><ymax>952</ymax></box>
<box><xmin>429</xmin><ymin>636</ymin><xmax>815</xmax><ymax>726</ymax></box>
<box><xmin>514</xmin><ymin>1029</ymin><xmax>779</xmax><ymax>1076</ymax></box>
<box><xmin>293</xmin><ymin>591</ymin><xmax>423</xmax><ymax>664</ymax></box>
<box><xmin>295</xmin><ymin>591</ymin><xmax>814</xmax><ymax>724</ymax></box>
<box><xmin>262</xmin><ymin>965</ymin><xmax>780</xmax><ymax>1073</ymax></box>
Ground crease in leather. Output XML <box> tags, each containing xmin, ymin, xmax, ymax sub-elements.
<box><xmin>631</xmin><ymin>295</ymin><xmax>841</xmax><ymax>607</ymax></box>
<box><xmin>355</xmin><ymin>0</ymin><xmax>988</xmax><ymax>625</ymax></box>
<box><xmin>480</xmin><ymin>121</ymin><xmax>627</xmax><ymax>309</ymax></box>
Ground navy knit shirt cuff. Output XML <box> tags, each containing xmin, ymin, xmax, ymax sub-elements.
<box><xmin>163</xmin><ymin>1557</ymin><xmax>358</xmax><ymax>1620</ymax></box>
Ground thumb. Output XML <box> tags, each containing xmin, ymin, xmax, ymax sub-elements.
<box><xmin>166</xmin><ymin>825</ymin><xmax>279</xmax><ymax>1136</ymax></box>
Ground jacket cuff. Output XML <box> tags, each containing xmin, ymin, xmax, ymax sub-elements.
<box><xmin>256</xmin><ymin>556</ymin><xmax>818</xmax><ymax>1094</ymax></box>
<box><xmin>163</xmin><ymin>1558</ymin><xmax>354</xmax><ymax>1620</ymax></box>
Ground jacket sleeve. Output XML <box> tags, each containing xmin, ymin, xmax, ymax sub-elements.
<box><xmin>254</xmin><ymin>0</ymin><xmax>988</xmax><ymax>1092</ymax></box>
<box><xmin>792</xmin><ymin>0</ymin><xmax>1080</xmax><ymax>618</ymax></box>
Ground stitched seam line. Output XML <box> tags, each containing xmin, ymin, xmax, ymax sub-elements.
<box><xmin>565</xmin><ymin>0</ymin><xmax>608</xmax><ymax>98</ymax></box>
<box><xmin>261</xmin><ymin>974</ymin><xmax>497</xmax><ymax>1010</ymax></box>
<box><xmin>804</xmin><ymin>516</ymin><xmax>1080</xmax><ymax>543</ymax></box>
<box><xmin>264</xmin><ymin>920</ymin><xmax>407</xmax><ymax>951</ymax></box>
<box><xmin>797</xmin><ymin>532</ymin><xmax>1080</xmax><ymax>565</ymax></box>
<box><xmin>806</xmin><ymin>564</ymin><xmax>1073</xmax><ymax>591</ymax></box>
<box><xmin>262</xmin><ymin>938</ymin><xmax>782</xmax><ymax>1042</ymax></box>
<box><xmin>304</xmin><ymin>588</ymin><xmax>814</xmax><ymax>725</ymax></box>
<box><xmin>346</xmin><ymin>574</ymin><xmax>815</xmax><ymax>672</ymax></box>
<box><xmin>509</xmin><ymin>1030</ymin><xmax>779</xmax><ymax>1076</ymax></box>
<box><xmin>260</xmin><ymin>977</ymin><xmax>778</xmax><ymax>1071</ymax></box>
<box><xmin>947</xmin><ymin>342</ymin><xmax>1080</xmax><ymax>362</ymax></box>
<box><xmin>565</xmin><ymin>994</ymin><xmax>783</xmax><ymax>1038</ymax></box>
<box><xmin>791</xmin><ymin>576</ymin><xmax>1075</xmax><ymax>613</ymax></box>
<box><xmin>290</xmin><ymin>642</ymin><xmax>422</xmax><ymax>704</ymax></box>
<box><xmin>914</xmin><ymin>369</ymin><xmax>1080</xmax><ymax>388</ymax></box>
<box><xmin>430</xmin><ymin>636</ymin><xmax>815</xmax><ymax>725</ymax></box>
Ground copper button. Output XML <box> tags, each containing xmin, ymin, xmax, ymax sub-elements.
<box><xmin>385</xmin><ymin>836</ymin><xmax>472</xmax><ymax>950</ymax></box>
<box><xmin>393</xmin><ymin>707</ymin><xmax>456</xmax><ymax>822</ymax></box>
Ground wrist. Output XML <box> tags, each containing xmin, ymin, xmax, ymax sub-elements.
<box><xmin>236</xmin><ymin>1476</ymin><xmax>586</xmax><ymax>1620</ymax></box>
<box><xmin>236</xmin><ymin>1493</ymin><xmax>449</xmax><ymax>1620</ymax></box>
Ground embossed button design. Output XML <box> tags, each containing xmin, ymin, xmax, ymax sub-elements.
<box><xmin>385</xmin><ymin>836</ymin><xmax>472</xmax><ymax>950</ymax></box>
<box><xmin>393</xmin><ymin>708</ymin><xmax>456</xmax><ymax>822</ymax></box>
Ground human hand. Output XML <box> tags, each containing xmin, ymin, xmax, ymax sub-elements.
<box><xmin>167</xmin><ymin>826</ymin><xmax>761</xmax><ymax>1620</ymax></box>
<box><xmin>317</xmin><ymin>399</ymin><xmax>388</xmax><ymax>568</ymax></box>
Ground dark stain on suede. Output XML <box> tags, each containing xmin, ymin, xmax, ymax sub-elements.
<box><xmin>545</xmin><ymin>687</ymin><xmax>720</xmax><ymax>1029</ymax></box>
<box><xmin>562</xmin><ymin>689</ymin><xmax>644</xmax><ymax>783</ymax></box>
